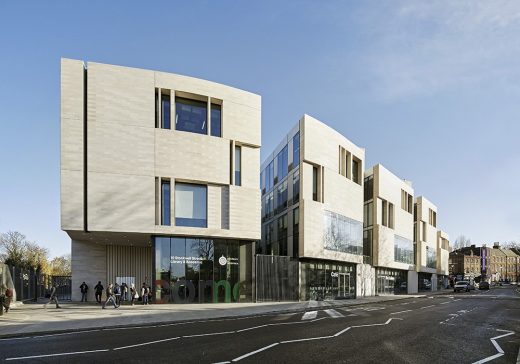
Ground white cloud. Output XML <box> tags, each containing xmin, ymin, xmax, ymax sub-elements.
<box><xmin>361</xmin><ymin>0</ymin><xmax>520</xmax><ymax>100</ymax></box>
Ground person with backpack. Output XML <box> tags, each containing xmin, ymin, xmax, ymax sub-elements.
<box><xmin>94</xmin><ymin>281</ymin><xmax>104</xmax><ymax>304</ymax></box>
<box><xmin>79</xmin><ymin>282</ymin><xmax>89</xmax><ymax>302</ymax></box>
<box><xmin>114</xmin><ymin>283</ymin><xmax>121</xmax><ymax>306</ymax></box>
<box><xmin>102</xmin><ymin>283</ymin><xmax>118</xmax><ymax>309</ymax></box>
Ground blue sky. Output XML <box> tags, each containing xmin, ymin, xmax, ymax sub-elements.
<box><xmin>0</xmin><ymin>1</ymin><xmax>519</xmax><ymax>257</ymax></box>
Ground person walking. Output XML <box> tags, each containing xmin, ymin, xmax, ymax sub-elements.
<box><xmin>45</xmin><ymin>284</ymin><xmax>61</xmax><ymax>309</ymax></box>
<box><xmin>94</xmin><ymin>281</ymin><xmax>103</xmax><ymax>304</ymax></box>
<box><xmin>114</xmin><ymin>283</ymin><xmax>121</xmax><ymax>306</ymax></box>
<box><xmin>79</xmin><ymin>282</ymin><xmax>89</xmax><ymax>302</ymax></box>
<box><xmin>121</xmin><ymin>282</ymin><xmax>128</xmax><ymax>302</ymax></box>
<box><xmin>102</xmin><ymin>283</ymin><xmax>118</xmax><ymax>309</ymax></box>
<box><xmin>141</xmin><ymin>283</ymin><xmax>149</xmax><ymax>305</ymax></box>
<box><xmin>1</xmin><ymin>284</ymin><xmax>12</xmax><ymax>313</ymax></box>
<box><xmin>130</xmin><ymin>283</ymin><xmax>137</xmax><ymax>306</ymax></box>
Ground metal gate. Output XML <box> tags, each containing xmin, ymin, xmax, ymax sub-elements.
<box><xmin>256</xmin><ymin>255</ymin><xmax>299</xmax><ymax>302</ymax></box>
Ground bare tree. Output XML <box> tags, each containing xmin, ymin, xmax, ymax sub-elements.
<box><xmin>0</xmin><ymin>231</ymin><xmax>28</xmax><ymax>267</ymax></box>
<box><xmin>501</xmin><ymin>241</ymin><xmax>520</xmax><ymax>250</ymax></box>
<box><xmin>452</xmin><ymin>235</ymin><xmax>471</xmax><ymax>250</ymax></box>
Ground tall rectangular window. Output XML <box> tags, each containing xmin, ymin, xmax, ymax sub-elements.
<box><xmin>292</xmin><ymin>169</ymin><xmax>300</xmax><ymax>203</ymax></box>
<box><xmin>175</xmin><ymin>97</ymin><xmax>207</xmax><ymax>135</ymax></box>
<box><xmin>293</xmin><ymin>207</ymin><xmax>299</xmax><ymax>257</ymax></box>
<box><xmin>175</xmin><ymin>183</ymin><xmax>207</xmax><ymax>228</ymax></box>
<box><xmin>382</xmin><ymin>200</ymin><xmax>388</xmax><ymax>227</ymax></box>
<box><xmin>352</xmin><ymin>157</ymin><xmax>361</xmax><ymax>185</ymax></box>
<box><xmin>276</xmin><ymin>145</ymin><xmax>288</xmax><ymax>182</ymax></box>
<box><xmin>388</xmin><ymin>203</ymin><xmax>394</xmax><ymax>229</ymax></box>
<box><xmin>422</xmin><ymin>221</ymin><xmax>427</xmax><ymax>241</ymax></box>
<box><xmin>234</xmin><ymin>146</ymin><xmax>241</xmax><ymax>186</ymax></box>
<box><xmin>210</xmin><ymin>103</ymin><xmax>221</xmax><ymax>137</ymax></box>
<box><xmin>292</xmin><ymin>132</ymin><xmax>300</xmax><ymax>169</ymax></box>
<box><xmin>312</xmin><ymin>166</ymin><xmax>318</xmax><ymax>202</ymax></box>
<box><xmin>161</xmin><ymin>179</ymin><xmax>170</xmax><ymax>226</ymax></box>
<box><xmin>267</xmin><ymin>161</ymin><xmax>274</xmax><ymax>191</ymax></box>
<box><xmin>155</xmin><ymin>89</ymin><xmax>159</xmax><ymax>128</ymax></box>
<box><xmin>161</xmin><ymin>93</ymin><xmax>171</xmax><ymax>129</ymax></box>
<box><xmin>364</xmin><ymin>176</ymin><xmax>373</xmax><ymax>201</ymax></box>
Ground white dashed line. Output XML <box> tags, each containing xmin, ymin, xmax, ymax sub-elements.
<box><xmin>390</xmin><ymin>310</ymin><xmax>412</xmax><ymax>315</ymax></box>
<box><xmin>5</xmin><ymin>349</ymin><xmax>109</xmax><ymax>361</ymax></box>
<box><xmin>440</xmin><ymin>301</ymin><xmax>450</xmax><ymax>305</ymax></box>
<box><xmin>420</xmin><ymin>305</ymin><xmax>436</xmax><ymax>309</ymax></box>
<box><xmin>112</xmin><ymin>336</ymin><xmax>180</xmax><ymax>350</ymax></box>
<box><xmin>231</xmin><ymin>343</ymin><xmax>280</xmax><ymax>362</ymax></box>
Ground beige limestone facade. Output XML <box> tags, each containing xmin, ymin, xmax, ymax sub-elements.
<box><xmin>364</xmin><ymin>164</ymin><xmax>415</xmax><ymax>294</ymax></box>
<box><xmin>259</xmin><ymin>115</ymin><xmax>369</xmax><ymax>301</ymax></box>
<box><xmin>61</xmin><ymin>59</ymin><xmax>261</xmax><ymax>302</ymax></box>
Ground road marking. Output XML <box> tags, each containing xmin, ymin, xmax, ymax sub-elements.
<box><xmin>420</xmin><ymin>305</ymin><xmax>435</xmax><ymax>309</ymax></box>
<box><xmin>183</xmin><ymin>331</ymin><xmax>235</xmax><ymax>338</ymax></box>
<box><xmin>471</xmin><ymin>330</ymin><xmax>515</xmax><ymax>364</ymax></box>
<box><xmin>5</xmin><ymin>349</ymin><xmax>109</xmax><ymax>361</ymax></box>
<box><xmin>324</xmin><ymin>309</ymin><xmax>344</xmax><ymax>318</ymax></box>
<box><xmin>231</xmin><ymin>343</ymin><xmax>280</xmax><ymax>362</ymax></box>
<box><xmin>112</xmin><ymin>336</ymin><xmax>180</xmax><ymax>350</ymax></box>
<box><xmin>390</xmin><ymin>310</ymin><xmax>412</xmax><ymax>315</ymax></box>
<box><xmin>301</xmin><ymin>311</ymin><xmax>318</xmax><ymax>320</ymax></box>
<box><xmin>347</xmin><ymin>314</ymin><xmax>358</xmax><ymax>317</ymax></box>
<box><xmin>454</xmin><ymin>299</ymin><xmax>462</xmax><ymax>302</ymax></box>
<box><xmin>440</xmin><ymin>301</ymin><xmax>450</xmax><ymax>305</ymax></box>
<box><xmin>235</xmin><ymin>317</ymin><xmax>326</xmax><ymax>333</ymax></box>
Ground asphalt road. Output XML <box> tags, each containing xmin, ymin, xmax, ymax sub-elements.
<box><xmin>1</xmin><ymin>286</ymin><xmax>519</xmax><ymax>364</ymax></box>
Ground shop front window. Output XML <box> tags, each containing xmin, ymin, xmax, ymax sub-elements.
<box><xmin>154</xmin><ymin>237</ymin><xmax>252</xmax><ymax>304</ymax></box>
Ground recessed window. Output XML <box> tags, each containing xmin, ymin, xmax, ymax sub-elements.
<box><xmin>161</xmin><ymin>93</ymin><xmax>171</xmax><ymax>129</ymax></box>
<box><xmin>161</xmin><ymin>179</ymin><xmax>171</xmax><ymax>226</ymax></box>
<box><xmin>211</xmin><ymin>103</ymin><xmax>221</xmax><ymax>137</ymax></box>
<box><xmin>175</xmin><ymin>97</ymin><xmax>207</xmax><ymax>135</ymax></box>
<box><xmin>276</xmin><ymin>145</ymin><xmax>288</xmax><ymax>183</ymax></box>
<box><xmin>352</xmin><ymin>157</ymin><xmax>361</xmax><ymax>185</ymax></box>
<box><xmin>175</xmin><ymin>183</ymin><xmax>207</xmax><ymax>228</ymax></box>
<box><xmin>312</xmin><ymin>166</ymin><xmax>318</xmax><ymax>202</ymax></box>
<box><xmin>234</xmin><ymin>146</ymin><xmax>241</xmax><ymax>186</ymax></box>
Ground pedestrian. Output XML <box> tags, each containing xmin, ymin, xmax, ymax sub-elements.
<box><xmin>130</xmin><ymin>283</ymin><xmax>137</xmax><ymax>306</ymax></box>
<box><xmin>79</xmin><ymin>281</ymin><xmax>89</xmax><ymax>302</ymax></box>
<box><xmin>1</xmin><ymin>284</ymin><xmax>12</xmax><ymax>313</ymax></box>
<box><xmin>102</xmin><ymin>283</ymin><xmax>118</xmax><ymax>309</ymax></box>
<box><xmin>45</xmin><ymin>284</ymin><xmax>61</xmax><ymax>309</ymax></box>
<box><xmin>4</xmin><ymin>286</ymin><xmax>13</xmax><ymax>313</ymax></box>
<box><xmin>141</xmin><ymin>282</ymin><xmax>149</xmax><ymax>305</ymax></box>
<box><xmin>94</xmin><ymin>281</ymin><xmax>104</xmax><ymax>303</ymax></box>
<box><xmin>114</xmin><ymin>283</ymin><xmax>121</xmax><ymax>306</ymax></box>
<box><xmin>121</xmin><ymin>282</ymin><xmax>128</xmax><ymax>302</ymax></box>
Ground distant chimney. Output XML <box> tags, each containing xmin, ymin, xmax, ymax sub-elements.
<box><xmin>493</xmin><ymin>242</ymin><xmax>500</xmax><ymax>249</ymax></box>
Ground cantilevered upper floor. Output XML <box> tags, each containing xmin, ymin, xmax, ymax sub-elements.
<box><xmin>61</xmin><ymin>59</ymin><xmax>261</xmax><ymax>243</ymax></box>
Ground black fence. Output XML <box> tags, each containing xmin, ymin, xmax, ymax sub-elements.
<box><xmin>256</xmin><ymin>255</ymin><xmax>299</xmax><ymax>302</ymax></box>
<box><xmin>7</xmin><ymin>265</ymin><xmax>71</xmax><ymax>302</ymax></box>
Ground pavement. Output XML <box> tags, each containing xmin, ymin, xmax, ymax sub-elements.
<box><xmin>0</xmin><ymin>286</ymin><xmax>519</xmax><ymax>363</ymax></box>
<box><xmin>0</xmin><ymin>291</ymin><xmax>445</xmax><ymax>338</ymax></box>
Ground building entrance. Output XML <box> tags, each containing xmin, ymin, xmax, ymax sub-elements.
<box><xmin>375</xmin><ymin>268</ymin><xmax>407</xmax><ymax>295</ymax></box>
<box><xmin>337</xmin><ymin>273</ymin><xmax>350</xmax><ymax>298</ymax></box>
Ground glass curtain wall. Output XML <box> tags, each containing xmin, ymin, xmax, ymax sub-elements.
<box><xmin>154</xmin><ymin>237</ymin><xmax>253</xmax><ymax>303</ymax></box>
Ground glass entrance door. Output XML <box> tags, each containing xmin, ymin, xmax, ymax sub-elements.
<box><xmin>338</xmin><ymin>273</ymin><xmax>350</xmax><ymax>298</ymax></box>
<box><xmin>377</xmin><ymin>275</ymin><xmax>396</xmax><ymax>295</ymax></box>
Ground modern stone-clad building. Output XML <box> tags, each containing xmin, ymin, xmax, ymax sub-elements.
<box><xmin>258</xmin><ymin>115</ymin><xmax>370</xmax><ymax>301</ymax></box>
<box><xmin>61</xmin><ymin>59</ymin><xmax>261</xmax><ymax>303</ymax></box>
<box><xmin>364</xmin><ymin>164</ymin><xmax>416</xmax><ymax>295</ymax></box>
<box><xmin>414</xmin><ymin>196</ymin><xmax>444</xmax><ymax>290</ymax></box>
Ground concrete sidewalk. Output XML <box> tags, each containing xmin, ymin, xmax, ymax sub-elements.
<box><xmin>0</xmin><ymin>291</ymin><xmax>449</xmax><ymax>338</ymax></box>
